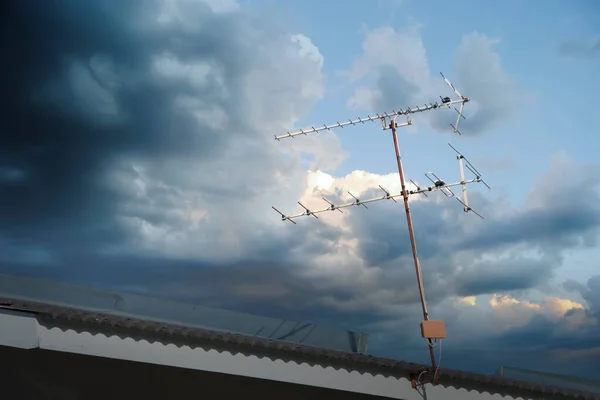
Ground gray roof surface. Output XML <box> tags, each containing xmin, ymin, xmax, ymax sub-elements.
<box><xmin>1</xmin><ymin>297</ymin><xmax>598</xmax><ymax>400</ymax></box>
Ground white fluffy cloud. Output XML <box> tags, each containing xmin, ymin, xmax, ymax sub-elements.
<box><xmin>462</xmin><ymin>294</ymin><xmax>587</xmax><ymax>332</ymax></box>
<box><xmin>345</xmin><ymin>25</ymin><xmax>527</xmax><ymax>136</ymax></box>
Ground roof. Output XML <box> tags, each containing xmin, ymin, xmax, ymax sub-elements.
<box><xmin>1</xmin><ymin>297</ymin><xmax>598</xmax><ymax>400</ymax></box>
<box><xmin>496</xmin><ymin>367</ymin><xmax>600</xmax><ymax>396</ymax></box>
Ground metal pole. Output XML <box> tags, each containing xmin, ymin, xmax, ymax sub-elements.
<box><xmin>458</xmin><ymin>155</ymin><xmax>468</xmax><ymax>212</ymax></box>
<box><xmin>389</xmin><ymin>119</ymin><xmax>437</xmax><ymax>375</ymax></box>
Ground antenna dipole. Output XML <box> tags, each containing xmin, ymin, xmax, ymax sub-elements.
<box><xmin>448</xmin><ymin>143</ymin><xmax>491</xmax><ymax>219</ymax></box>
<box><xmin>271</xmin><ymin>73</ymin><xmax>485</xmax><ymax>386</ymax></box>
<box><xmin>440</xmin><ymin>72</ymin><xmax>469</xmax><ymax>135</ymax></box>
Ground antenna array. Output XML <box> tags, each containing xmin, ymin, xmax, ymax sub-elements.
<box><xmin>273</xmin><ymin>165</ymin><xmax>486</xmax><ymax>223</ymax></box>
<box><xmin>274</xmin><ymin>72</ymin><xmax>469</xmax><ymax>141</ymax></box>
<box><xmin>271</xmin><ymin>73</ymin><xmax>489</xmax><ymax>386</ymax></box>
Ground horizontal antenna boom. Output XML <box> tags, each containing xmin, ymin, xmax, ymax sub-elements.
<box><xmin>273</xmin><ymin>178</ymin><xmax>481</xmax><ymax>221</ymax></box>
<box><xmin>275</xmin><ymin>100</ymin><xmax>464</xmax><ymax>140</ymax></box>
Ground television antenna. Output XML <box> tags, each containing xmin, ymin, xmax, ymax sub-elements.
<box><xmin>271</xmin><ymin>73</ymin><xmax>488</xmax><ymax>386</ymax></box>
<box><xmin>272</xmin><ymin>164</ymin><xmax>488</xmax><ymax>222</ymax></box>
<box><xmin>274</xmin><ymin>73</ymin><xmax>469</xmax><ymax>141</ymax></box>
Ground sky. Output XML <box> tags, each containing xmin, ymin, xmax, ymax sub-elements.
<box><xmin>2</xmin><ymin>0</ymin><xmax>600</xmax><ymax>381</ymax></box>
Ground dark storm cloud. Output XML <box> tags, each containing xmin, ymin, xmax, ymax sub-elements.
<box><xmin>497</xmin><ymin>311</ymin><xmax>600</xmax><ymax>351</ymax></box>
<box><xmin>1</xmin><ymin>0</ymin><xmax>244</xmax><ymax>253</ymax></box>
<box><xmin>454</xmin><ymin>257</ymin><xmax>554</xmax><ymax>297</ymax></box>
<box><xmin>347</xmin><ymin>175</ymin><xmax>600</xmax><ymax>299</ymax></box>
<box><xmin>1</xmin><ymin>0</ymin><xmax>329</xmax><ymax>264</ymax></box>
<box><xmin>350</xmin><ymin>193</ymin><xmax>452</xmax><ymax>265</ymax></box>
<box><xmin>364</xmin><ymin>276</ymin><xmax>600</xmax><ymax>380</ymax></box>
<box><xmin>458</xmin><ymin>201</ymin><xmax>600</xmax><ymax>252</ymax></box>
<box><xmin>0</xmin><ymin>0</ymin><xmax>346</xmax><ymax>330</ymax></box>
<box><xmin>565</xmin><ymin>274</ymin><xmax>600</xmax><ymax>318</ymax></box>
<box><xmin>0</xmin><ymin>252</ymin><xmax>386</xmax><ymax>331</ymax></box>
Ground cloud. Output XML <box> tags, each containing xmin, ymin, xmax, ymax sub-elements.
<box><xmin>368</xmin><ymin>285</ymin><xmax>600</xmax><ymax>379</ymax></box>
<box><xmin>456</xmin><ymin>154</ymin><xmax>600</xmax><ymax>255</ymax></box>
<box><xmin>11</xmin><ymin>152</ymin><xmax>597</xmax><ymax>320</ymax></box>
<box><xmin>453</xmin><ymin>256</ymin><xmax>554</xmax><ymax>297</ymax></box>
<box><xmin>483</xmin><ymin>288</ymin><xmax>600</xmax><ymax>379</ymax></box>
<box><xmin>1</xmin><ymin>0</ymin><xmax>343</xmax><ymax>261</ymax></box>
<box><xmin>431</xmin><ymin>33</ymin><xmax>523</xmax><ymax>134</ymax></box>
<box><xmin>558</xmin><ymin>36</ymin><xmax>600</xmax><ymax>59</ymax></box>
<box><xmin>344</xmin><ymin>26</ymin><xmax>526</xmax><ymax>136</ymax></box>
<box><xmin>2</xmin><ymin>1</ymin><xmax>600</xmax><ymax>379</ymax></box>
<box><xmin>0</xmin><ymin>0</ymin><xmax>359</xmax><ymax>326</ymax></box>
<box><xmin>564</xmin><ymin>274</ymin><xmax>600</xmax><ymax>320</ymax></box>
<box><xmin>345</xmin><ymin>25</ymin><xmax>431</xmax><ymax>112</ymax></box>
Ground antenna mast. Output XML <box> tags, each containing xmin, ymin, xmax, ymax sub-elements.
<box><xmin>272</xmin><ymin>73</ymin><xmax>489</xmax><ymax>386</ymax></box>
<box><xmin>388</xmin><ymin>116</ymin><xmax>435</xmax><ymax>374</ymax></box>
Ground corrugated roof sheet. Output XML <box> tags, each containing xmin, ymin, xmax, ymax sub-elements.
<box><xmin>1</xmin><ymin>297</ymin><xmax>598</xmax><ymax>400</ymax></box>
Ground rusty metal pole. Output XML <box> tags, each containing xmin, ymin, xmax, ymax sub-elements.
<box><xmin>389</xmin><ymin>119</ymin><xmax>437</xmax><ymax>377</ymax></box>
